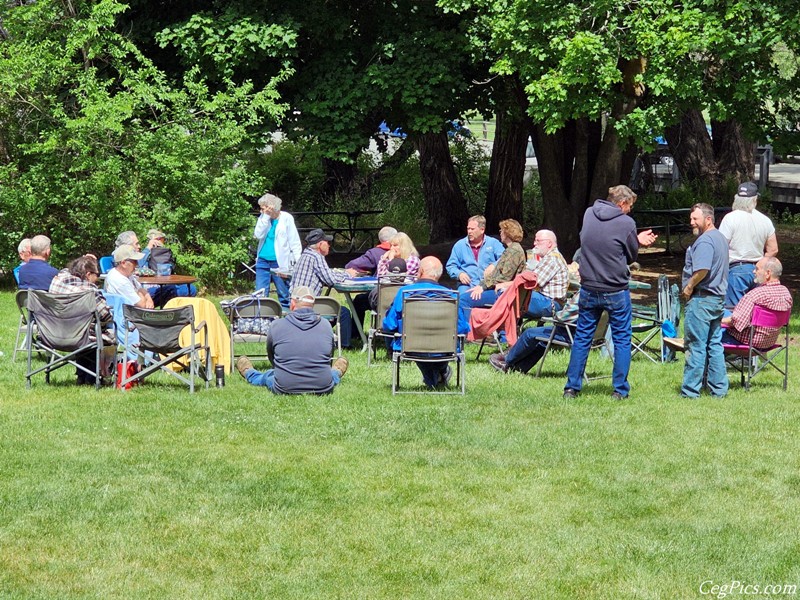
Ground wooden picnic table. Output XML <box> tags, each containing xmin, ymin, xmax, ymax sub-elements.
<box><xmin>634</xmin><ymin>207</ymin><xmax>731</xmax><ymax>254</ymax></box>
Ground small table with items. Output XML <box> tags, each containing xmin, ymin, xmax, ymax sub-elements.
<box><xmin>139</xmin><ymin>274</ymin><xmax>198</xmax><ymax>288</ymax></box>
<box><xmin>324</xmin><ymin>277</ymin><xmax>377</xmax><ymax>347</ymax></box>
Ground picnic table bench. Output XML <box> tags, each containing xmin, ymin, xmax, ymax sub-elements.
<box><xmin>293</xmin><ymin>210</ymin><xmax>384</xmax><ymax>253</ymax></box>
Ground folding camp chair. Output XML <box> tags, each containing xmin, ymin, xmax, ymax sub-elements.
<box><xmin>630</xmin><ymin>274</ymin><xmax>681</xmax><ymax>363</ymax></box>
<box><xmin>723</xmin><ymin>305</ymin><xmax>791</xmax><ymax>391</ymax></box>
<box><xmin>534</xmin><ymin>311</ymin><xmax>611</xmax><ymax>379</ymax></box>
<box><xmin>25</xmin><ymin>289</ymin><xmax>111</xmax><ymax>390</ymax></box>
<box><xmin>366</xmin><ymin>279</ymin><xmax>404</xmax><ymax>366</ymax></box>
<box><xmin>119</xmin><ymin>304</ymin><xmax>210</xmax><ymax>393</ymax></box>
<box><xmin>221</xmin><ymin>293</ymin><xmax>283</xmax><ymax>366</ymax></box>
<box><xmin>313</xmin><ymin>296</ymin><xmax>343</xmax><ymax>358</ymax></box>
<box><xmin>391</xmin><ymin>289</ymin><xmax>466</xmax><ymax>395</ymax></box>
<box><xmin>13</xmin><ymin>289</ymin><xmax>44</xmax><ymax>362</ymax></box>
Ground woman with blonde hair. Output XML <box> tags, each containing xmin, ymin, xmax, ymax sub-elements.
<box><xmin>377</xmin><ymin>232</ymin><xmax>420</xmax><ymax>278</ymax></box>
<box><xmin>459</xmin><ymin>218</ymin><xmax>526</xmax><ymax>319</ymax></box>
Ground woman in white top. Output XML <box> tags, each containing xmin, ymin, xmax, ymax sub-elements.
<box><xmin>253</xmin><ymin>193</ymin><xmax>302</xmax><ymax>308</ymax></box>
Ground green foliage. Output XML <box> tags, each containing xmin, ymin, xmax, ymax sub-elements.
<box><xmin>0</xmin><ymin>0</ymin><xmax>288</xmax><ymax>290</ymax></box>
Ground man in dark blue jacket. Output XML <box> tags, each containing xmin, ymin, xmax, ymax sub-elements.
<box><xmin>236</xmin><ymin>286</ymin><xmax>348</xmax><ymax>394</ymax></box>
<box><xmin>563</xmin><ymin>185</ymin><xmax>657</xmax><ymax>400</ymax></box>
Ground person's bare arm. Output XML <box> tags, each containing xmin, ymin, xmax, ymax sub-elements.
<box><xmin>764</xmin><ymin>233</ymin><xmax>778</xmax><ymax>257</ymax></box>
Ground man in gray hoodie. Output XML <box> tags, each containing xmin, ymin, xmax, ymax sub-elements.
<box><xmin>563</xmin><ymin>185</ymin><xmax>657</xmax><ymax>400</ymax></box>
<box><xmin>236</xmin><ymin>286</ymin><xmax>348</xmax><ymax>394</ymax></box>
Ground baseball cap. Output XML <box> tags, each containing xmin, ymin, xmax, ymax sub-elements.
<box><xmin>147</xmin><ymin>229</ymin><xmax>166</xmax><ymax>241</ymax></box>
<box><xmin>737</xmin><ymin>181</ymin><xmax>758</xmax><ymax>197</ymax></box>
<box><xmin>387</xmin><ymin>258</ymin><xmax>407</xmax><ymax>274</ymax></box>
<box><xmin>305</xmin><ymin>228</ymin><xmax>333</xmax><ymax>244</ymax></box>
<box><xmin>291</xmin><ymin>285</ymin><xmax>316</xmax><ymax>303</ymax></box>
<box><xmin>113</xmin><ymin>244</ymin><xmax>145</xmax><ymax>264</ymax></box>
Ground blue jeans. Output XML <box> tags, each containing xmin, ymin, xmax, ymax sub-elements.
<box><xmin>245</xmin><ymin>368</ymin><xmax>341</xmax><ymax>391</ymax></box>
<box><xmin>459</xmin><ymin>288</ymin><xmax>500</xmax><ymax>322</ymax></box>
<box><xmin>525</xmin><ymin>291</ymin><xmax>559</xmax><ymax>320</ymax></box>
<box><xmin>506</xmin><ymin>325</ymin><xmax>570</xmax><ymax>373</ymax></box>
<box><xmin>416</xmin><ymin>361</ymin><xmax>450</xmax><ymax>388</ymax></box>
<box><xmin>255</xmin><ymin>258</ymin><xmax>291</xmax><ymax>308</ymax></box>
<box><xmin>725</xmin><ymin>262</ymin><xmax>755</xmax><ymax>308</ymax></box>
<box><xmin>565</xmin><ymin>288</ymin><xmax>632</xmax><ymax>396</ymax></box>
<box><xmin>682</xmin><ymin>295</ymin><xmax>728</xmax><ymax>397</ymax></box>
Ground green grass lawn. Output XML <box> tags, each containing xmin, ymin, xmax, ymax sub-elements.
<box><xmin>1</xmin><ymin>291</ymin><xmax>799</xmax><ymax>599</ymax></box>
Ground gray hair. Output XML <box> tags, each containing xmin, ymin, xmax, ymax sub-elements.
<box><xmin>608</xmin><ymin>185</ymin><xmax>637</xmax><ymax>206</ymax></box>
<box><xmin>30</xmin><ymin>235</ymin><xmax>51</xmax><ymax>256</ymax></box>
<box><xmin>18</xmin><ymin>238</ymin><xmax>31</xmax><ymax>254</ymax></box>
<box><xmin>419</xmin><ymin>256</ymin><xmax>443</xmax><ymax>280</ymax></box>
<box><xmin>378</xmin><ymin>226</ymin><xmax>398</xmax><ymax>243</ymax></box>
<box><xmin>764</xmin><ymin>256</ymin><xmax>783</xmax><ymax>278</ymax></box>
<box><xmin>115</xmin><ymin>231</ymin><xmax>138</xmax><ymax>247</ymax></box>
<box><xmin>732</xmin><ymin>194</ymin><xmax>757</xmax><ymax>213</ymax></box>
<box><xmin>258</xmin><ymin>193</ymin><xmax>282</xmax><ymax>212</ymax></box>
<box><xmin>692</xmin><ymin>203</ymin><xmax>715</xmax><ymax>220</ymax></box>
<box><xmin>468</xmin><ymin>215</ymin><xmax>487</xmax><ymax>230</ymax></box>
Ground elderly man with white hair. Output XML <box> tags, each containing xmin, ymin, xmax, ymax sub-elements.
<box><xmin>495</xmin><ymin>229</ymin><xmax>569</xmax><ymax>320</ymax></box>
<box><xmin>253</xmin><ymin>192</ymin><xmax>302</xmax><ymax>308</ymax></box>
<box><xmin>13</xmin><ymin>238</ymin><xmax>31</xmax><ymax>285</ymax></box>
<box><xmin>18</xmin><ymin>235</ymin><xmax>59</xmax><ymax>290</ymax></box>
<box><xmin>718</xmin><ymin>181</ymin><xmax>779</xmax><ymax>308</ymax></box>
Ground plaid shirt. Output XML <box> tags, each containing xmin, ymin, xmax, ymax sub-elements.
<box><xmin>529</xmin><ymin>248</ymin><xmax>569</xmax><ymax>301</ymax></box>
<box><xmin>290</xmin><ymin>247</ymin><xmax>346</xmax><ymax>296</ymax></box>
<box><xmin>727</xmin><ymin>281</ymin><xmax>793</xmax><ymax>348</ymax></box>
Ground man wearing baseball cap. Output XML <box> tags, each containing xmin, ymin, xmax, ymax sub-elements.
<box><xmin>103</xmin><ymin>244</ymin><xmax>155</xmax><ymax>309</ymax></box>
<box><xmin>288</xmin><ymin>228</ymin><xmax>354</xmax><ymax>347</ymax></box>
<box><xmin>718</xmin><ymin>181</ymin><xmax>779</xmax><ymax>307</ymax></box>
<box><xmin>236</xmin><ymin>285</ymin><xmax>349</xmax><ymax>394</ymax></box>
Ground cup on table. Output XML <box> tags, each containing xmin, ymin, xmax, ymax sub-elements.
<box><xmin>156</xmin><ymin>263</ymin><xmax>173</xmax><ymax>276</ymax></box>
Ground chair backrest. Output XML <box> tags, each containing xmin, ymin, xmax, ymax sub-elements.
<box><xmin>313</xmin><ymin>296</ymin><xmax>341</xmax><ymax>320</ymax></box>
<box><xmin>400</xmin><ymin>290</ymin><xmax>459</xmax><ymax>354</ymax></box>
<box><xmin>592</xmin><ymin>311</ymin><xmax>610</xmax><ymax>346</ymax></box>
<box><xmin>16</xmin><ymin>289</ymin><xmax>29</xmax><ymax>325</ymax></box>
<box><xmin>751</xmin><ymin>305</ymin><xmax>791</xmax><ymax>329</ymax></box>
<box><xmin>376</xmin><ymin>282</ymin><xmax>403</xmax><ymax>318</ymax></box>
<box><xmin>98</xmin><ymin>256</ymin><xmax>115</xmax><ymax>274</ymax></box>
<box><xmin>123</xmin><ymin>304</ymin><xmax>194</xmax><ymax>354</ymax></box>
<box><xmin>229</xmin><ymin>296</ymin><xmax>282</xmax><ymax>320</ymax></box>
<box><xmin>27</xmin><ymin>289</ymin><xmax>97</xmax><ymax>351</ymax></box>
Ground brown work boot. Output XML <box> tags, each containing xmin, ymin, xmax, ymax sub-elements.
<box><xmin>332</xmin><ymin>356</ymin><xmax>349</xmax><ymax>378</ymax></box>
<box><xmin>236</xmin><ymin>356</ymin><xmax>254</xmax><ymax>378</ymax></box>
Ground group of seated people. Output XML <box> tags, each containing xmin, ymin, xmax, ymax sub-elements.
<box><xmin>15</xmin><ymin>229</ymin><xmax>196</xmax><ymax>384</ymax></box>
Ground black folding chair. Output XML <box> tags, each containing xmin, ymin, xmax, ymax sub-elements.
<box><xmin>25</xmin><ymin>290</ymin><xmax>111</xmax><ymax>390</ymax></box>
<box><xmin>120</xmin><ymin>304</ymin><xmax>210</xmax><ymax>393</ymax></box>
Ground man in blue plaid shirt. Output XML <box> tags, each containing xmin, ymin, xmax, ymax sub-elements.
<box><xmin>290</xmin><ymin>228</ymin><xmax>353</xmax><ymax>347</ymax></box>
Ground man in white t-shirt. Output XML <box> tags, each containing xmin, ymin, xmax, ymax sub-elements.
<box><xmin>718</xmin><ymin>181</ymin><xmax>778</xmax><ymax>308</ymax></box>
<box><xmin>103</xmin><ymin>244</ymin><xmax>154</xmax><ymax>308</ymax></box>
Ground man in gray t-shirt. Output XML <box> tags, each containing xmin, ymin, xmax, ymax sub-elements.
<box><xmin>680</xmin><ymin>203</ymin><xmax>730</xmax><ymax>398</ymax></box>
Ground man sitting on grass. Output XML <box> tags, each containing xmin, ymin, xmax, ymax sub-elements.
<box><xmin>236</xmin><ymin>286</ymin><xmax>348</xmax><ymax>395</ymax></box>
<box><xmin>381</xmin><ymin>256</ymin><xmax>469</xmax><ymax>389</ymax></box>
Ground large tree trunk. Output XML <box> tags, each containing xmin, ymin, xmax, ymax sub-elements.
<box><xmin>320</xmin><ymin>157</ymin><xmax>359</xmax><ymax>206</ymax></box>
<box><xmin>665</xmin><ymin>108</ymin><xmax>717</xmax><ymax>184</ymax></box>
<box><xmin>712</xmin><ymin>118</ymin><xmax>755</xmax><ymax>184</ymax></box>
<box><xmin>485</xmin><ymin>105</ymin><xmax>527</xmax><ymax>234</ymax></box>
<box><xmin>416</xmin><ymin>131</ymin><xmax>469</xmax><ymax>243</ymax></box>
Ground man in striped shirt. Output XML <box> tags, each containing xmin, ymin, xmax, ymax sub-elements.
<box><xmin>722</xmin><ymin>256</ymin><xmax>793</xmax><ymax>348</ymax></box>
